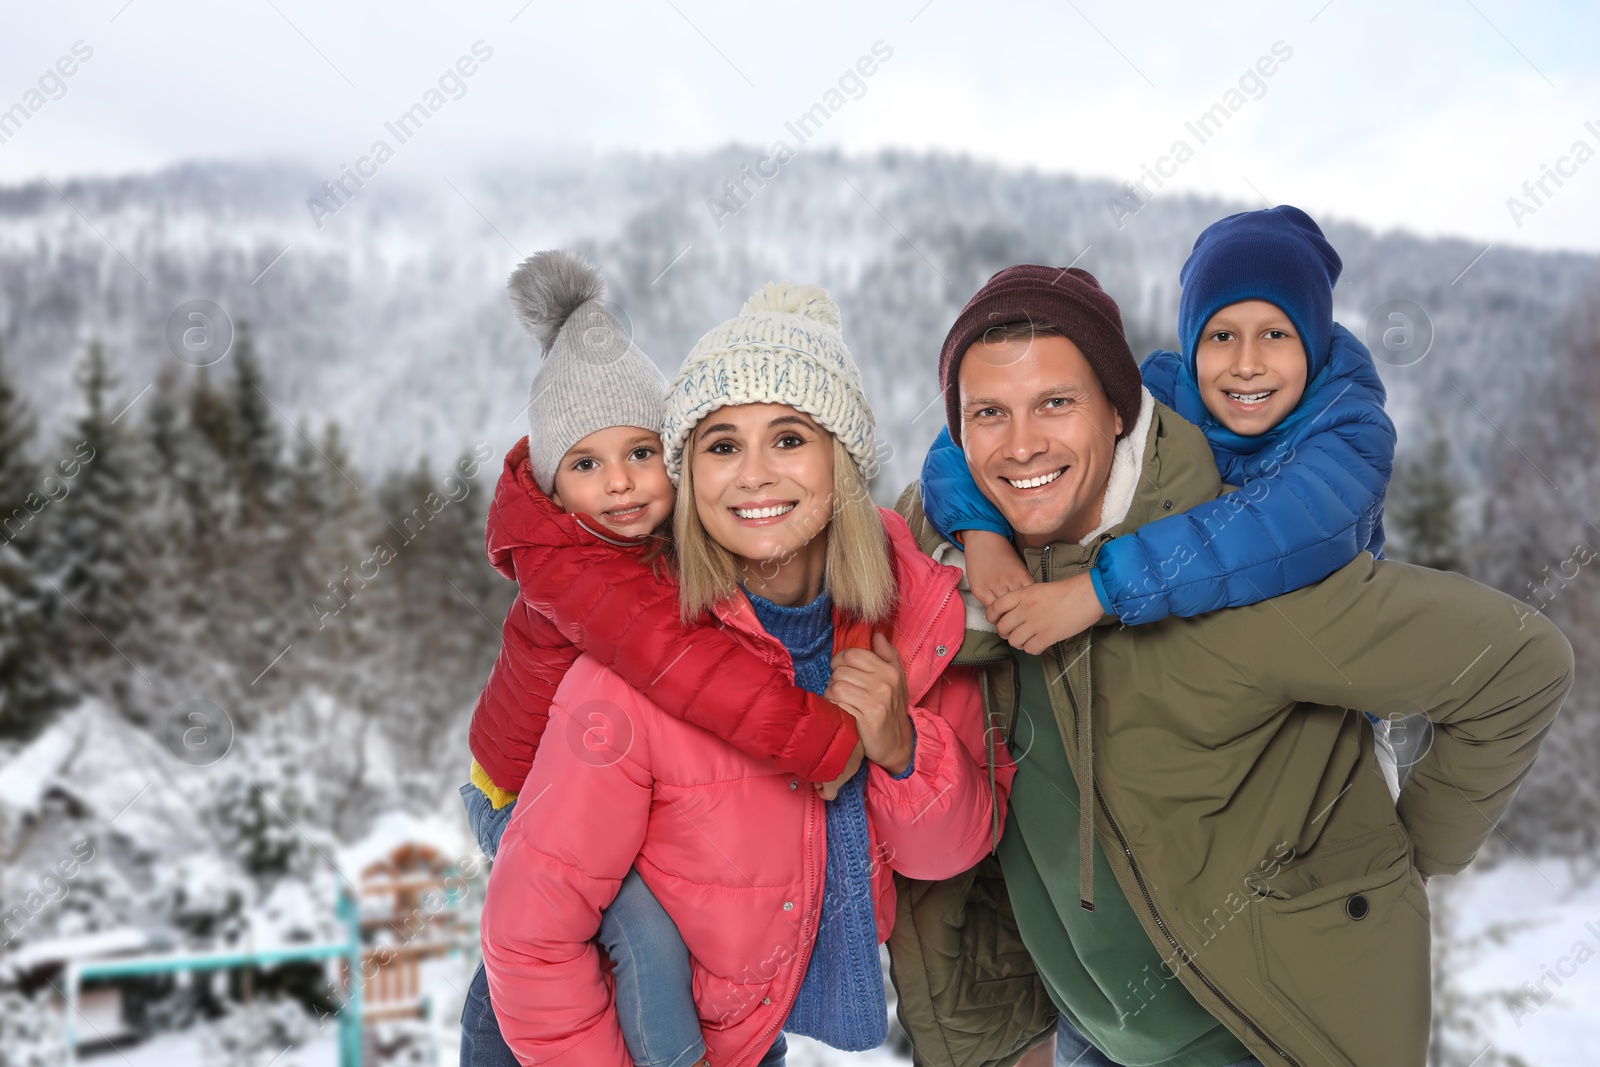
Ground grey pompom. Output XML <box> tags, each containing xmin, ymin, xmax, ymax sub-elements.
<box><xmin>507</xmin><ymin>250</ymin><xmax>607</xmax><ymax>354</ymax></box>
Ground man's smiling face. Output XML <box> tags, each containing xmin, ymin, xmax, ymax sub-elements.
<box><xmin>958</xmin><ymin>329</ymin><xmax>1123</xmax><ymax>549</ymax></box>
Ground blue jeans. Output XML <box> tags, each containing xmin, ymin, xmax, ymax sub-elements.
<box><xmin>1053</xmin><ymin>1017</ymin><xmax>1119</xmax><ymax>1067</ymax></box>
<box><xmin>461</xmin><ymin>781</ymin><xmax>517</xmax><ymax>861</ymax></box>
<box><xmin>757</xmin><ymin>1033</ymin><xmax>787</xmax><ymax>1066</ymax></box>
<box><xmin>1053</xmin><ymin>1016</ymin><xmax>1263</xmax><ymax>1067</ymax></box>
<box><xmin>458</xmin><ymin>784</ymin><xmax>705</xmax><ymax>1067</ymax></box>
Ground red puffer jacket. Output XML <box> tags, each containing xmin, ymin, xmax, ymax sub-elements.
<box><xmin>467</xmin><ymin>438</ymin><xmax>860</xmax><ymax>795</ymax></box>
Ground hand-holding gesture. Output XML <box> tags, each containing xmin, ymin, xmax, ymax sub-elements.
<box><xmin>988</xmin><ymin>571</ymin><xmax>1106</xmax><ymax>655</ymax></box>
<box><xmin>816</xmin><ymin>742</ymin><xmax>865</xmax><ymax>800</ymax></box>
<box><xmin>823</xmin><ymin>633</ymin><xmax>914</xmax><ymax>777</ymax></box>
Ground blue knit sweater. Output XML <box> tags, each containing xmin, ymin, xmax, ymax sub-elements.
<box><xmin>743</xmin><ymin>585</ymin><xmax>888</xmax><ymax>1052</ymax></box>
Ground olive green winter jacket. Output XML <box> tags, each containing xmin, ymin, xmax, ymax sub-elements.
<box><xmin>887</xmin><ymin>400</ymin><xmax>1573</xmax><ymax>1067</ymax></box>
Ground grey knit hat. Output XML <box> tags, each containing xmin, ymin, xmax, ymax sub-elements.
<box><xmin>508</xmin><ymin>250</ymin><xmax>669</xmax><ymax>495</ymax></box>
<box><xmin>660</xmin><ymin>282</ymin><xmax>876</xmax><ymax>483</ymax></box>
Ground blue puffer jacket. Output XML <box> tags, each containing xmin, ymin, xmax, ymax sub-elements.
<box><xmin>919</xmin><ymin>322</ymin><xmax>1395</xmax><ymax>624</ymax></box>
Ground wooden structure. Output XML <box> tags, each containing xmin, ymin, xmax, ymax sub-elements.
<box><xmin>350</xmin><ymin>839</ymin><xmax>472</xmax><ymax>1022</ymax></box>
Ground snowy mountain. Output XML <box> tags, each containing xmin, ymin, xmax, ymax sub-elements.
<box><xmin>3</xmin><ymin>150</ymin><xmax>1596</xmax><ymax>498</ymax></box>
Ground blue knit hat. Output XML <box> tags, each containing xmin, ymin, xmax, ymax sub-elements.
<box><xmin>1177</xmin><ymin>205</ymin><xmax>1343</xmax><ymax>382</ymax></box>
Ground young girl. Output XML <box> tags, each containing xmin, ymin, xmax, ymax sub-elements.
<box><xmin>459</xmin><ymin>253</ymin><xmax>865</xmax><ymax>1067</ymax></box>
<box><xmin>919</xmin><ymin>205</ymin><xmax>1402</xmax><ymax>794</ymax></box>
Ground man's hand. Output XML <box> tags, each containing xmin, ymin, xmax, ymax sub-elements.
<box><xmin>988</xmin><ymin>571</ymin><xmax>1107</xmax><ymax>655</ymax></box>
<box><xmin>824</xmin><ymin>633</ymin><xmax>914</xmax><ymax>776</ymax></box>
<box><xmin>959</xmin><ymin>528</ymin><xmax>1034</xmax><ymax>608</ymax></box>
<box><xmin>816</xmin><ymin>742</ymin><xmax>865</xmax><ymax>800</ymax></box>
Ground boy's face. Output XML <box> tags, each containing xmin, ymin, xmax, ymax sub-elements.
<box><xmin>550</xmin><ymin>426</ymin><xmax>674</xmax><ymax>538</ymax></box>
<box><xmin>1194</xmin><ymin>300</ymin><xmax>1308</xmax><ymax>435</ymax></box>
<box><xmin>959</xmin><ymin>332</ymin><xmax>1123</xmax><ymax>549</ymax></box>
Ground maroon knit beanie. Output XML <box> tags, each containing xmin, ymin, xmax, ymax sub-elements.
<box><xmin>939</xmin><ymin>265</ymin><xmax>1143</xmax><ymax>446</ymax></box>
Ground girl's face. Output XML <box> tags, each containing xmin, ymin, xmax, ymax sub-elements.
<box><xmin>550</xmin><ymin>427</ymin><xmax>674</xmax><ymax>537</ymax></box>
<box><xmin>689</xmin><ymin>403</ymin><xmax>835</xmax><ymax>574</ymax></box>
<box><xmin>1194</xmin><ymin>300</ymin><xmax>1309</xmax><ymax>436</ymax></box>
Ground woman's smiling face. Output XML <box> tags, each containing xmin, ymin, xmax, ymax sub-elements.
<box><xmin>1194</xmin><ymin>300</ymin><xmax>1309</xmax><ymax>435</ymax></box>
<box><xmin>689</xmin><ymin>403</ymin><xmax>836</xmax><ymax>572</ymax></box>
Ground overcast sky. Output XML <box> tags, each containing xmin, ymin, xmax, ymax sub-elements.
<box><xmin>2</xmin><ymin>0</ymin><xmax>1597</xmax><ymax>252</ymax></box>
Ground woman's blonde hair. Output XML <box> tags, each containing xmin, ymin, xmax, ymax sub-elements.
<box><xmin>674</xmin><ymin>426</ymin><xmax>896</xmax><ymax>624</ymax></box>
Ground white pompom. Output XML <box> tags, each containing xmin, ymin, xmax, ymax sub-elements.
<box><xmin>739</xmin><ymin>282</ymin><xmax>842</xmax><ymax>331</ymax></box>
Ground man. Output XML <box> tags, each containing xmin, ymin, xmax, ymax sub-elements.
<box><xmin>887</xmin><ymin>266</ymin><xmax>1572</xmax><ymax>1067</ymax></box>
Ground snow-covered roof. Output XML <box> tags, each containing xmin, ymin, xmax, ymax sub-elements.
<box><xmin>337</xmin><ymin>810</ymin><xmax>470</xmax><ymax>883</ymax></box>
<box><xmin>0</xmin><ymin>698</ymin><xmax>209</xmax><ymax>871</ymax></box>
<box><xmin>0</xmin><ymin>704</ymin><xmax>88</xmax><ymax>816</ymax></box>
<box><xmin>1</xmin><ymin>926</ymin><xmax>152</xmax><ymax>977</ymax></box>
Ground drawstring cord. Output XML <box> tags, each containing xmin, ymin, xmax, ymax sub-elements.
<box><xmin>1077</xmin><ymin>630</ymin><xmax>1095</xmax><ymax>912</ymax></box>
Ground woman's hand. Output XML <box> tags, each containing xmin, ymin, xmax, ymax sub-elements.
<box><xmin>824</xmin><ymin>633</ymin><xmax>914</xmax><ymax>777</ymax></box>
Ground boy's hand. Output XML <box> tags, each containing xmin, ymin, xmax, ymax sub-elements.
<box><xmin>816</xmin><ymin>742</ymin><xmax>865</xmax><ymax>800</ymax></box>
<box><xmin>824</xmin><ymin>634</ymin><xmax>914</xmax><ymax>776</ymax></box>
<box><xmin>960</xmin><ymin>528</ymin><xmax>1034</xmax><ymax>607</ymax></box>
<box><xmin>988</xmin><ymin>572</ymin><xmax>1107</xmax><ymax>655</ymax></box>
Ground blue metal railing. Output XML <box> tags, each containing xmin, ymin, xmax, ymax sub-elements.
<box><xmin>63</xmin><ymin>888</ymin><xmax>365</xmax><ymax>1066</ymax></box>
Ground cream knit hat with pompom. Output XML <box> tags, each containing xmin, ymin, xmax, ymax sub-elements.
<box><xmin>661</xmin><ymin>282</ymin><xmax>877</xmax><ymax>483</ymax></box>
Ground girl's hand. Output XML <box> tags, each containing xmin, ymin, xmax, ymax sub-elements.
<box><xmin>988</xmin><ymin>571</ymin><xmax>1106</xmax><ymax>655</ymax></box>
<box><xmin>816</xmin><ymin>742</ymin><xmax>865</xmax><ymax>800</ymax></box>
<box><xmin>824</xmin><ymin>633</ymin><xmax>914</xmax><ymax>776</ymax></box>
<box><xmin>960</xmin><ymin>529</ymin><xmax>1034</xmax><ymax>607</ymax></box>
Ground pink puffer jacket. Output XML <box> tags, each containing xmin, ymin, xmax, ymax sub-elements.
<box><xmin>480</xmin><ymin>507</ymin><xmax>1014</xmax><ymax>1066</ymax></box>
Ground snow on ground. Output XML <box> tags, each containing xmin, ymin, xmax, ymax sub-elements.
<box><xmin>80</xmin><ymin>1024</ymin><xmax>341</xmax><ymax>1067</ymax></box>
<box><xmin>786</xmin><ymin>1034</ymin><xmax>912</xmax><ymax>1066</ymax></box>
<box><xmin>1450</xmin><ymin>853</ymin><xmax>1600</xmax><ymax>1064</ymax></box>
<box><xmin>77</xmin><ymin>856</ymin><xmax>1599</xmax><ymax>1067</ymax></box>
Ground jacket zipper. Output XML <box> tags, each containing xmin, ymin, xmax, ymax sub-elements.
<box><xmin>748</xmin><ymin>786</ymin><xmax>824</xmax><ymax>1061</ymax></box>
<box><xmin>901</xmin><ymin>581</ymin><xmax>959</xmax><ymax>696</ymax></box>
<box><xmin>964</xmin><ymin>648</ymin><xmax>1021</xmax><ymax>852</ymax></box>
<box><xmin>1042</xmin><ymin>545</ymin><xmax>1302</xmax><ymax>1067</ymax></box>
<box><xmin>742</xmin><ymin>560</ymin><xmax>957</xmax><ymax>1058</ymax></box>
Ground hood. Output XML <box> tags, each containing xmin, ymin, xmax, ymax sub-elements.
<box><xmin>482</xmin><ymin>436</ymin><xmax>653</xmax><ymax>580</ymax></box>
<box><xmin>1154</xmin><ymin>322</ymin><xmax>1382</xmax><ymax>461</ymax></box>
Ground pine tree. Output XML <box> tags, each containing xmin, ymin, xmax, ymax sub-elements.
<box><xmin>189</xmin><ymin>365</ymin><xmax>234</xmax><ymax>468</ymax></box>
<box><xmin>145</xmin><ymin>365</ymin><xmax>183</xmax><ymax>473</ymax></box>
<box><xmin>220</xmin><ymin>323</ymin><xmax>296</xmax><ymax>669</ymax></box>
<box><xmin>42</xmin><ymin>340</ymin><xmax>145</xmax><ymax>669</ymax></box>
<box><xmin>1388</xmin><ymin>429</ymin><xmax>1464</xmax><ymax>573</ymax></box>
<box><xmin>282</xmin><ymin>423</ymin><xmax>332</xmax><ymax>617</ymax></box>
<box><xmin>135</xmin><ymin>366</ymin><xmax>223</xmax><ymax>704</ymax></box>
<box><xmin>228</xmin><ymin>322</ymin><xmax>282</xmax><ymax>521</ymax></box>
<box><xmin>0</xmin><ymin>343</ymin><xmax>67</xmax><ymax>738</ymax></box>
<box><xmin>176</xmin><ymin>366</ymin><xmax>237</xmax><ymax>582</ymax></box>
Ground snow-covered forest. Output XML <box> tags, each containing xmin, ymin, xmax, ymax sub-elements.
<box><xmin>2</xmin><ymin>151</ymin><xmax>1599</xmax><ymax>1065</ymax></box>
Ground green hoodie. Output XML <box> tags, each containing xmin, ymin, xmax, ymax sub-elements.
<box><xmin>887</xmin><ymin>400</ymin><xmax>1573</xmax><ymax>1067</ymax></box>
<box><xmin>999</xmin><ymin>642</ymin><xmax>1252</xmax><ymax>1066</ymax></box>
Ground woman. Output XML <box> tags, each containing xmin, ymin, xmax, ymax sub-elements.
<box><xmin>480</xmin><ymin>282</ymin><xmax>1013</xmax><ymax>1066</ymax></box>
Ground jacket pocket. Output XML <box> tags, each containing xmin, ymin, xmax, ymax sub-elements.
<box><xmin>1249</xmin><ymin>826</ymin><xmax>1430</xmax><ymax>1067</ymax></box>
<box><xmin>696</xmin><ymin>969</ymin><xmax>776</xmax><ymax>1032</ymax></box>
